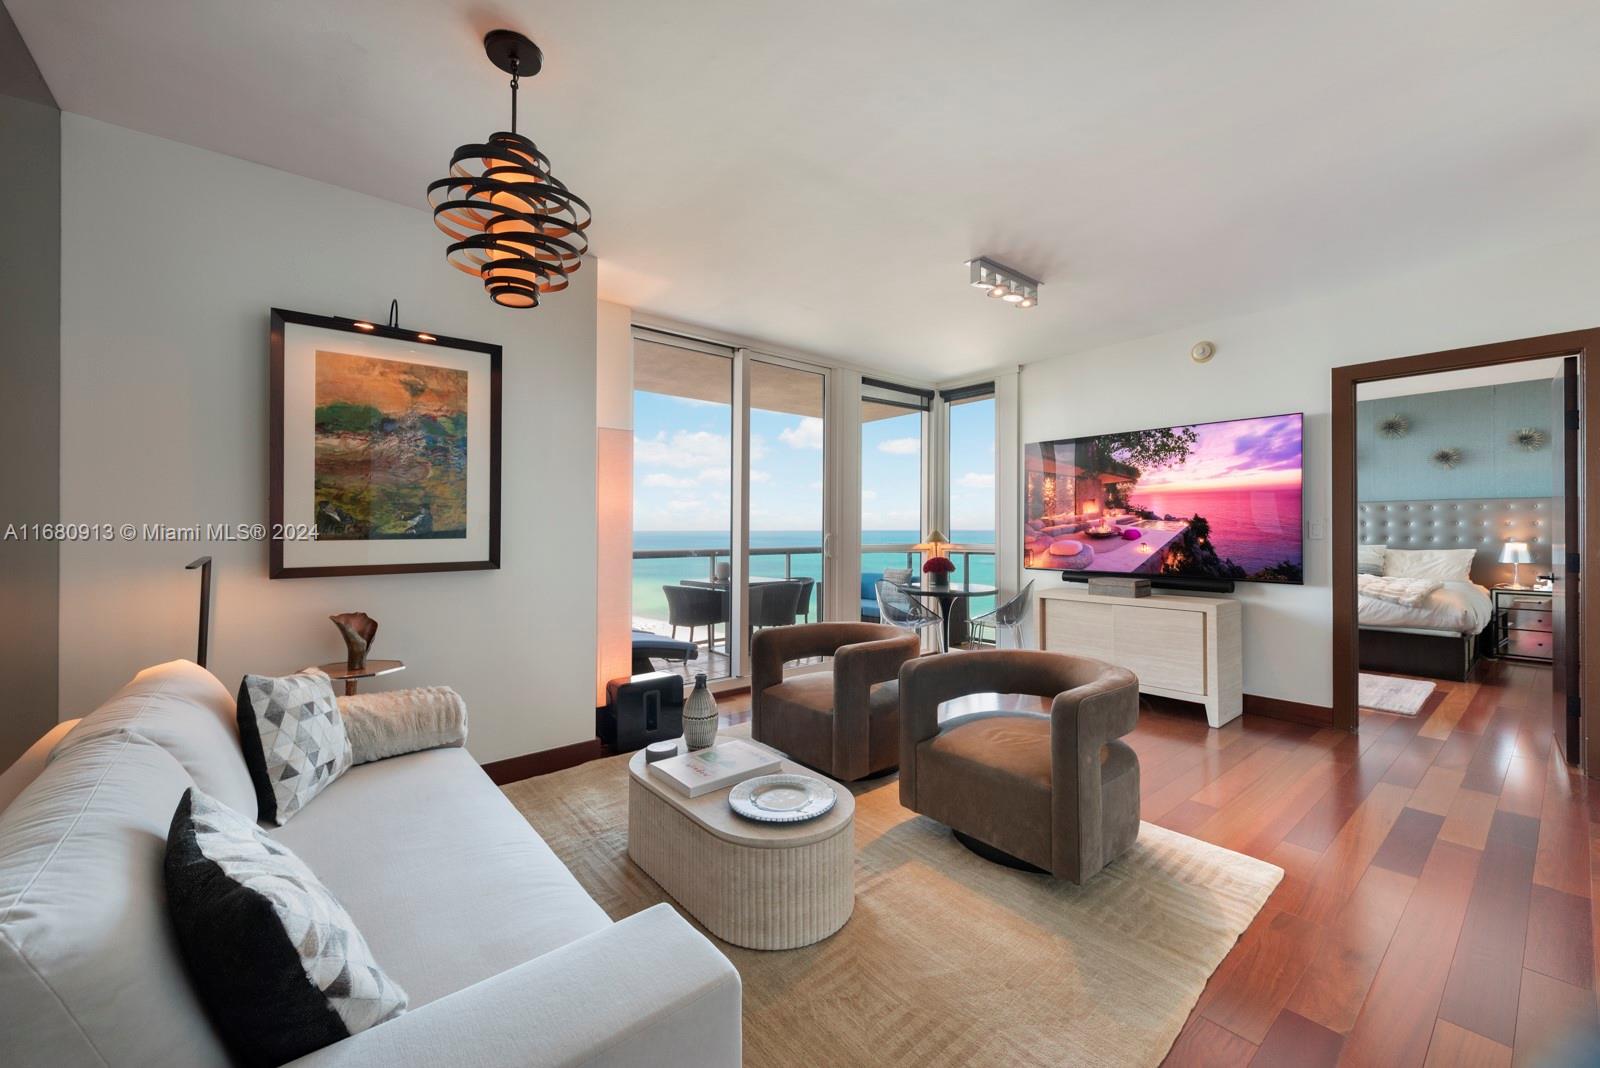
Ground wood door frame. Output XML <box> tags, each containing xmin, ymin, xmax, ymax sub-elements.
<box><xmin>1332</xmin><ymin>329</ymin><xmax>1598</xmax><ymax>774</ymax></box>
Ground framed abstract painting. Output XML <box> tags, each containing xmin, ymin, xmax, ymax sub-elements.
<box><xmin>269</xmin><ymin>308</ymin><xmax>501</xmax><ymax>578</ymax></box>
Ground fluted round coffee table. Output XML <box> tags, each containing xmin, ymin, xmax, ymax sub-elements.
<box><xmin>626</xmin><ymin>744</ymin><xmax>855</xmax><ymax>950</ymax></box>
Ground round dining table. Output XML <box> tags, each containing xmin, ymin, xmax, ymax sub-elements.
<box><xmin>894</xmin><ymin>579</ymin><xmax>997</xmax><ymax>650</ymax></box>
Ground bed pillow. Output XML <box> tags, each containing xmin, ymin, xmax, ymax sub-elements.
<box><xmin>1382</xmin><ymin>547</ymin><xmax>1476</xmax><ymax>584</ymax></box>
<box><xmin>164</xmin><ymin>788</ymin><xmax>407</xmax><ymax>1068</ymax></box>
<box><xmin>236</xmin><ymin>669</ymin><xmax>351</xmax><ymax>825</ymax></box>
<box><xmin>1357</xmin><ymin>543</ymin><xmax>1388</xmax><ymax>576</ymax></box>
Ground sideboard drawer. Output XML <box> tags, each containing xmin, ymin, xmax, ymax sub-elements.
<box><xmin>1114</xmin><ymin>607</ymin><xmax>1206</xmax><ymax>694</ymax></box>
<box><xmin>1043</xmin><ymin>599</ymin><xmax>1116</xmax><ymax>662</ymax></box>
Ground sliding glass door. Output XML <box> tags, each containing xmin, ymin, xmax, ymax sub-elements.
<box><xmin>632</xmin><ymin>329</ymin><xmax>828</xmax><ymax>686</ymax></box>
<box><xmin>945</xmin><ymin>383</ymin><xmax>998</xmax><ymax>620</ymax></box>
<box><xmin>747</xmin><ymin>359</ymin><xmax>826</xmax><ymax>654</ymax></box>
<box><xmin>632</xmin><ymin>332</ymin><xmax>735</xmax><ymax>680</ymax></box>
<box><xmin>860</xmin><ymin>380</ymin><xmax>930</xmax><ymax>618</ymax></box>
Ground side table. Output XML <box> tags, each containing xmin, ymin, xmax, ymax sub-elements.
<box><xmin>316</xmin><ymin>659</ymin><xmax>406</xmax><ymax>696</ymax></box>
<box><xmin>1491</xmin><ymin>586</ymin><xmax>1552</xmax><ymax>663</ymax></box>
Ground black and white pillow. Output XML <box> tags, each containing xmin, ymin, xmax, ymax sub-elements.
<box><xmin>165</xmin><ymin>788</ymin><xmax>407</xmax><ymax>1068</ymax></box>
<box><xmin>237</xmin><ymin>669</ymin><xmax>352</xmax><ymax>824</ymax></box>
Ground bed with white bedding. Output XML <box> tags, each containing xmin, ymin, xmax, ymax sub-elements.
<box><xmin>1356</xmin><ymin>542</ymin><xmax>1499</xmax><ymax>680</ymax></box>
<box><xmin>1357</xmin><ymin>578</ymin><xmax>1494</xmax><ymax>635</ymax></box>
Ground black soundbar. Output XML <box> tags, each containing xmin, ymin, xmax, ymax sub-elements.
<box><xmin>1060</xmin><ymin>572</ymin><xmax>1235</xmax><ymax>594</ymax></box>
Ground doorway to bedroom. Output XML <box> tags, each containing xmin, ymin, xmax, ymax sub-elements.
<box><xmin>1333</xmin><ymin>331</ymin><xmax>1597</xmax><ymax>778</ymax></box>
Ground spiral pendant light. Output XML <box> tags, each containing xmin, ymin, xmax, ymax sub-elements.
<box><xmin>427</xmin><ymin>30</ymin><xmax>592</xmax><ymax>309</ymax></box>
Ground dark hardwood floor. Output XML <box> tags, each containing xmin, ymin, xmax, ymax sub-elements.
<box><xmin>716</xmin><ymin>658</ymin><xmax>1600</xmax><ymax>1066</ymax></box>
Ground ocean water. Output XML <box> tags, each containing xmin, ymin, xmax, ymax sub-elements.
<box><xmin>633</xmin><ymin>529</ymin><xmax>997</xmax><ymax>624</ymax></box>
<box><xmin>1127</xmin><ymin>485</ymin><xmax>1303</xmax><ymax>573</ymax></box>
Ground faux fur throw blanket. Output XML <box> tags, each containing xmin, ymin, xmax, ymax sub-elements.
<box><xmin>337</xmin><ymin>686</ymin><xmax>468</xmax><ymax>765</ymax></box>
<box><xmin>1358</xmin><ymin>573</ymin><xmax>1442</xmax><ymax>607</ymax></box>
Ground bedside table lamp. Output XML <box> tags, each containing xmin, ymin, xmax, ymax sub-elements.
<box><xmin>1499</xmin><ymin>541</ymin><xmax>1532</xmax><ymax>587</ymax></box>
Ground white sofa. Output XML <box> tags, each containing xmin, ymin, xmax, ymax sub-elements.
<box><xmin>0</xmin><ymin>660</ymin><xmax>742</xmax><ymax>1068</ymax></box>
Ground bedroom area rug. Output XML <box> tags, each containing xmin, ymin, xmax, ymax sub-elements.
<box><xmin>503</xmin><ymin>728</ymin><xmax>1282</xmax><ymax>1068</ymax></box>
<box><xmin>1359</xmin><ymin>672</ymin><xmax>1436</xmax><ymax>716</ymax></box>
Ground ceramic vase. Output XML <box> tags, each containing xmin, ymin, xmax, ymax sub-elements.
<box><xmin>683</xmin><ymin>673</ymin><xmax>718</xmax><ymax>750</ymax></box>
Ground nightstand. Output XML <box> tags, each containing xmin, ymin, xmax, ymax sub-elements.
<box><xmin>1492</xmin><ymin>586</ymin><xmax>1552</xmax><ymax>663</ymax></box>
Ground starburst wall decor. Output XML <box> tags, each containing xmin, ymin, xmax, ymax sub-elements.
<box><xmin>1510</xmin><ymin>426</ymin><xmax>1547</xmax><ymax>452</ymax></box>
<box><xmin>1378</xmin><ymin>414</ymin><xmax>1410</xmax><ymax>438</ymax></box>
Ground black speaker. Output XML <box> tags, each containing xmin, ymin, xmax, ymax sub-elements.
<box><xmin>601</xmin><ymin>672</ymin><xmax>684</xmax><ymax>752</ymax></box>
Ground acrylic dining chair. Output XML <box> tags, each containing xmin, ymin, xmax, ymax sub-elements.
<box><xmin>876</xmin><ymin>580</ymin><xmax>946</xmax><ymax>654</ymax></box>
<box><xmin>968</xmin><ymin>580</ymin><xmax>1035</xmax><ymax>649</ymax></box>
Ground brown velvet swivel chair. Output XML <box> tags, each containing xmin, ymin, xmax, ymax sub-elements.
<box><xmin>751</xmin><ymin>623</ymin><xmax>920</xmax><ymax>781</ymax></box>
<box><xmin>899</xmin><ymin>649</ymin><xmax>1141</xmax><ymax>884</ymax></box>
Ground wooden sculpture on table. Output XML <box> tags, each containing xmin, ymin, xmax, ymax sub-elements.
<box><xmin>330</xmin><ymin>612</ymin><xmax>379</xmax><ymax>671</ymax></box>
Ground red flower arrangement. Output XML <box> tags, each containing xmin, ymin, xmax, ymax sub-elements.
<box><xmin>922</xmin><ymin>556</ymin><xmax>955</xmax><ymax>575</ymax></box>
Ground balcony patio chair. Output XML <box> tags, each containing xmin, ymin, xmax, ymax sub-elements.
<box><xmin>968</xmin><ymin>580</ymin><xmax>1035</xmax><ymax>649</ymax></box>
<box><xmin>663</xmin><ymin>584</ymin><xmax>728</xmax><ymax>651</ymax></box>
<box><xmin>792</xmin><ymin>577</ymin><xmax>816</xmax><ymax>622</ymax></box>
<box><xmin>860</xmin><ymin>572</ymin><xmax>884</xmax><ymax>621</ymax></box>
<box><xmin>749</xmin><ymin>580</ymin><xmax>806</xmax><ymax>631</ymax></box>
<box><xmin>876</xmin><ymin>580</ymin><xmax>945</xmax><ymax>654</ymax></box>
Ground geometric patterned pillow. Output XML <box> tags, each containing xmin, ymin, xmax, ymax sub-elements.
<box><xmin>164</xmin><ymin>788</ymin><xmax>407</xmax><ymax>1068</ymax></box>
<box><xmin>236</xmin><ymin>669</ymin><xmax>352</xmax><ymax>825</ymax></box>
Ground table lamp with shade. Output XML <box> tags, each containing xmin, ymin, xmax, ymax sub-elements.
<box><xmin>914</xmin><ymin>529</ymin><xmax>953</xmax><ymax>586</ymax></box>
<box><xmin>1499</xmin><ymin>540</ymin><xmax>1532</xmax><ymax>587</ymax></box>
<box><xmin>914</xmin><ymin>529</ymin><xmax>950</xmax><ymax>561</ymax></box>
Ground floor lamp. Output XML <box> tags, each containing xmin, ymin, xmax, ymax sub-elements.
<box><xmin>185</xmin><ymin>556</ymin><xmax>212</xmax><ymax>667</ymax></box>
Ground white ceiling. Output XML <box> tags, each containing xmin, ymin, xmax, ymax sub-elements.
<box><xmin>11</xmin><ymin>1</ymin><xmax>1600</xmax><ymax>379</ymax></box>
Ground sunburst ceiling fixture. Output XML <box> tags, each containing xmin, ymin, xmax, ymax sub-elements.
<box><xmin>967</xmin><ymin>257</ymin><xmax>1039</xmax><ymax>309</ymax></box>
<box><xmin>427</xmin><ymin>30</ymin><xmax>592</xmax><ymax>309</ymax></box>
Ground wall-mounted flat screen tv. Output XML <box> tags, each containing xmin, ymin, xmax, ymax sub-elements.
<box><xmin>1024</xmin><ymin>412</ymin><xmax>1304</xmax><ymax>586</ymax></box>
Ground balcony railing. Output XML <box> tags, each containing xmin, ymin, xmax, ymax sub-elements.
<box><xmin>632</xmin><ymin>544</ymin><xmax>996</xmax><ymax>622</ymax></box>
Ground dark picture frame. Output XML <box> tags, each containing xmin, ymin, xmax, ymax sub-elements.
<box><xmin>269</xmin><ymin>308</ymin><xmax>501</xmax><ymax>578</ymax></box>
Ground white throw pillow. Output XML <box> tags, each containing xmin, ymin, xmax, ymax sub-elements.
<box><xmin>1357</xmin><ymin>543</ymin><xmax>1388</xmax><ymax>577</ymax></box>
<box><xmin>236</xmin><ymin>669</ymin><xmax>352</xmax><ymax>825</ymax></box>
<box><xmin>1382</xmin><ymin>547</ymin><xmax>1477</xmax><ymax>583</ymax></box>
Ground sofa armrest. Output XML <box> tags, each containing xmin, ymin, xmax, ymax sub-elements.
<box><xmin>283</xmin><ymin>904</ymin><xmax>741</xmax><ymax>1068</ymax></box>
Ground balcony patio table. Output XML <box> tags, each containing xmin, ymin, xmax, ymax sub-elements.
<box><xmin>893</xmin><ymin>579</ymin><xmax>997</xmax><ymax>650</ymax></box>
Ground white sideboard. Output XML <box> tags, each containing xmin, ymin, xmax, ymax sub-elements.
<box><xmin>1037</xmin><ymin>587</ymin><xmax>1242</xmax><ymax>728</ymax></box>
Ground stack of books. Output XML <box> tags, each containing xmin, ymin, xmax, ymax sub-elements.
<box><xmin>647</xmin><ymin>740</ymin><xmax>783</xmax><ymax>798</ymax></box>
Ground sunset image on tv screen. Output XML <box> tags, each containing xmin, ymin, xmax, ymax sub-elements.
<box><xmin>1024</xmin><ymin>413</ymin><xmax>1304</xmax><ymax>584</ymax></box>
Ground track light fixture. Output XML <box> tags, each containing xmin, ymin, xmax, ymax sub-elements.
<box><xmin>967</xmin><ymin>257</ymin><xmax>1039</xmax><ymax>309</ymax></box>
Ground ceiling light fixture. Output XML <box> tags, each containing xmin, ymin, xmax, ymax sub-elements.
<box><xmin>428</xmin><ymin>30</ymin><xmax>592</xmax><ymax>309</ymax></box>
<box><xmin>967</xmin><ymin>257</ymin><xmax>1039</xmax><ymax>310</ymax></box>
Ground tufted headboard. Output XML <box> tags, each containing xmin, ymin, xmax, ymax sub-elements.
<box><xmin>1358</xmin><ymin>497</ymin><xmax>1551</xmax><ymax>587</ymax></box>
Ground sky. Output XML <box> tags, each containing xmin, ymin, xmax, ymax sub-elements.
<box><xmin>632</xmin><ymin>393</ymin><xmax>996</xmax><ymax>533</ymax></box>
<box><xmin>1124</xmin><ymin>413</ymin><xmax>1303</xmax><ymax>493</ymax></box>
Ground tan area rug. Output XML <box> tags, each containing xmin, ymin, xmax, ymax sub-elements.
<box><xmin>504</xmin><ymin>730</ymin><xmax>1281</xmax><ymax>1067</ymax></box>
<box><xmin>1359</xmin><ymin>672</ymin><xmax>1436</xmax><ymax>716</ymax></box>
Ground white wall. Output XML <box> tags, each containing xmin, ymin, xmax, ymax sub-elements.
<box><xmin>1020</xmin><ymin>231</ymin><xmax>1600</xmax><ymax>709</ymax></box>
<box><xmin>58</xmin><ymin>115</ymin><xmax>598</xmax><ymax>764</ymax></box>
